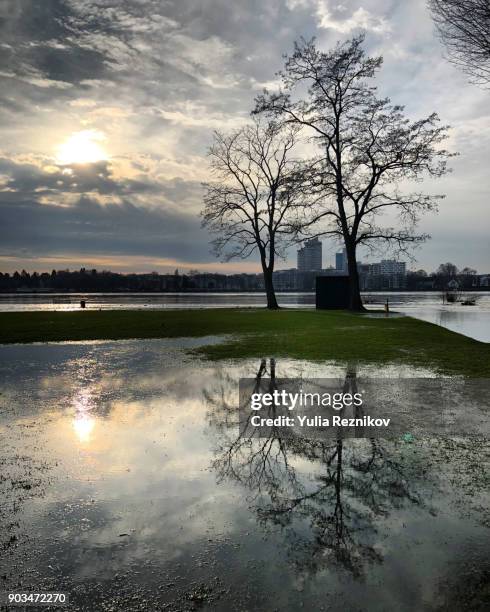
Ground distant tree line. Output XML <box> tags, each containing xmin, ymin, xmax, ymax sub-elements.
<box><xmin>406</xmin><ymin>263</ymin><xmax>483</xmax><ymax>291</ymax></box>
<box><xmin>0</xmin><ymin>268</ymin><xmax>264</xmax><ymax>293</ymax></box>
<box><xmin>0</xmin><ymin>263</ymin><xmax>486</xmax><ymax>293</ymax></box>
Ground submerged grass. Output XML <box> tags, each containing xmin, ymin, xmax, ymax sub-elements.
<box><xmin>0</xmin><ymin>308</ymin><xmax>488</xmax><ymax>377</ymax></box>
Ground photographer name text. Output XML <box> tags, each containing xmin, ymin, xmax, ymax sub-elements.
<box><xmin>249</xmin><ymin>390</ymin><xmax>391</xmax><ymax>428</ymax></box>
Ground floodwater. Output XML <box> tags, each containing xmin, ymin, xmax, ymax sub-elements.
<box><xmin>1</xmin><ymin>339</ymin><xmax>488</xmax><ymax>611</ymax></box>
<box><xmin>1</xmin><ymin>291</ymin><xmax>489</xmax><ymax>342</ymax></box>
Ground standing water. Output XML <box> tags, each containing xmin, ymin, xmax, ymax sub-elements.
<box><xmin>0</xmin><ymin>340</ymin><xmax>488</xmax><ymax>611</ymax></box>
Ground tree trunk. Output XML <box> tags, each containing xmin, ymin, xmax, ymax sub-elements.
<box><xmin>263</xmin><ymin>266</ymin><xmax>279</xmax><ymax>310</ymax></box>
<box><xmin>345</xmin><ymin>241</ymin><xmax>365</xmax><ymax>312</ymax></box>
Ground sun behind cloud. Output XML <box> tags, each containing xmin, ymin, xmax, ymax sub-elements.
<box><xmin>56</xmin><ymin>129</ymin><xmax>108</xmax><ymax>165</ymax></box>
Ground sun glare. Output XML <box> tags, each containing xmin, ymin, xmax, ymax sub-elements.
<box><xmin>72</xmin><ymin>414</ymin><xmax>96</xmax><ymax>443</ymax></box>
<box><xmin>71</xmin><ymin>387</ymin><xmax>97</xmax><ymax>444</ymax></box>
<box><xmin>56</xmin><ymin>130</ymin><xmax>108</xmax><ymax>165</ymax></box>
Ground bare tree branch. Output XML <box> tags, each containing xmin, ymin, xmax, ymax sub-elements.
<box><xmin>429</xmin><ymin>0</ymin><xmax>490</xmax><ymax>85</ymax></box>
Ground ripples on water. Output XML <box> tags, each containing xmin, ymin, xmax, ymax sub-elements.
<box><xmin>0</xmin><ymin>340</ymin><xmax>489</xmax><ymax>610</ymax></box>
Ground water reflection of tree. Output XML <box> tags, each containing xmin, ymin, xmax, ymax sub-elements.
<box><xmin>204</xmin><ymin>360</ymin><xmax>423</xmax><ymax>579</ymax></box>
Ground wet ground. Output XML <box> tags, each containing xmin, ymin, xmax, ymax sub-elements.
<box><xmin>2</xmin><ymin>291</ymin><xmax>490</xmax><ymax>342</ymax></box>
<box><xmin>0</xmin><ymin>339</ymin><xmax>489</xmax><ymax>611</ymax></box>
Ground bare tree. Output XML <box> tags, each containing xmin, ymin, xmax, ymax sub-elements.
<box><xmin>437</xmin><ymin>262</ymin><xmax>459</xmax><ymax>277</ymax></box>
<box><xmin>254</xmin><ymin>36</ymin><xmax>454</xmax><ymax>311</ymax></box>
<box><xmin>429</xmin><ymin>0</ymin><xmax>490</xmax><ymax>85</ymax></box>
<box><xmin>202</xmin><ymin>120</ymin><xmax>304</xmax><ymax>309</ymax></box>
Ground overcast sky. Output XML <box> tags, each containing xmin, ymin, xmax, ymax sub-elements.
<box><xmin>0</xmin><ymin>0</ymin><xmax>488</xmax><ymax>274</ymax></box>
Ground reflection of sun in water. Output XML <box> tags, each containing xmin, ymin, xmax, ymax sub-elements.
<box><xmin>73</xmin><ymin>414</ymin><xmax>95</xmax><ymax>443</ymax></box>
<box><xmin>72</xmin><ymin>387</ymin><xmax>96</xmax><ymax>443</ymax></box>
<box><xmin>56</xmin><ymin>130</ymin><xmax>108</xmax><ymax>165</ymax></box>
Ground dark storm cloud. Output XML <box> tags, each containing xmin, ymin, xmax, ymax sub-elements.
<box><xmin>0</xmin><ymin>155</ymin><xmax>208</xmax><ymax>260</ymax></box>
<box><xmin>0</xmin><ymin>147</ymin><xmax>209</xmax><ymax>264</ymax></box>
<box><xmin>0</xmin><ymin>1</ymin><xmax>109</xmax><ymax>92</ymax></box>
<box><xmin>0</xmin><ymin>157</ymin><xmax>161</xmax><ymax>198</ymax></box>
<box><xmin>0</xmin><ymin>195</ymin><xmax>208</xmax><ymax>260</ymax></box>
<box><xmin>0</xmin><ymin>0</ymin><xmax>309</xmax><ymax>111</ymax></box>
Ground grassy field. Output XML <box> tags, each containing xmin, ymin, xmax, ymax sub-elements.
<box><xmin>0</xmin><ymin>308</ymin><xmax>488</xmax><ymax>376</ymax></box>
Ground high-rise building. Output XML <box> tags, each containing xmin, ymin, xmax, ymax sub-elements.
<box><xmin>335</xmin><ymin>248</ymin><xmax>348</xmax><ymax>272</ymax></box>
<box><xmin>297</xmin><ymin>238</ymin><xmax>322</xmax><ymax>271</ymax></box>
<box><xmin>359</xmin><ymin>259</ymin><xmax>407</xmax><ymax>290</ymax></box>
<box><xmin>379</xmin><ymin>260</ymin><xmax>406</xmax><ymax>275</ymax></box>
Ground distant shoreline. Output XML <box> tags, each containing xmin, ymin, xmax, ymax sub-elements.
<box><xmin>1</xmin><ymin>289</ymin><xmax>489</xmax><ymax>295</ymax></box>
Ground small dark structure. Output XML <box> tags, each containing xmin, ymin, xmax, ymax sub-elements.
<box><xmin>316</xmin><ymin>276</ymin><xmax>350</xmax><ymax>309</ymax></box>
